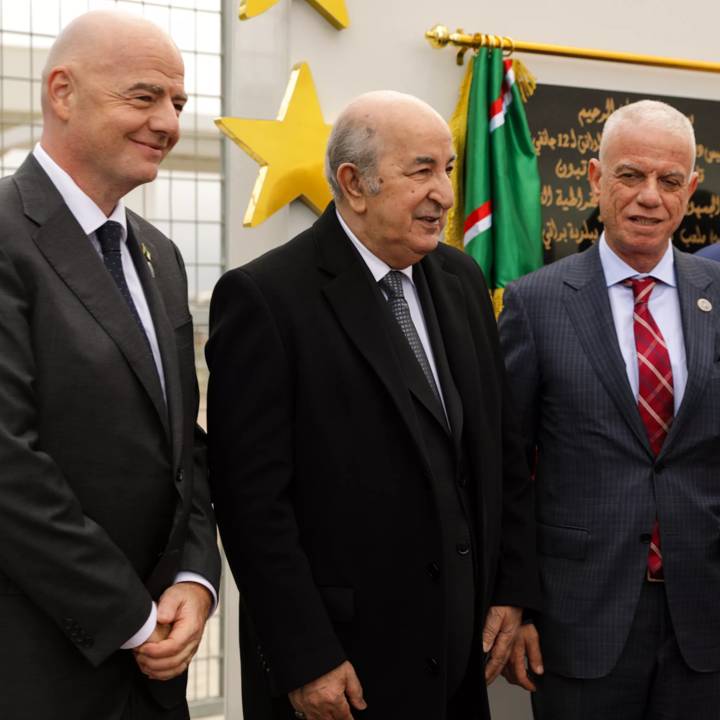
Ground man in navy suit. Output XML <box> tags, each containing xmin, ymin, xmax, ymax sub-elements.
<box><xmin>500</xmin><ymin>99</ymin><xmax>720</xmax><ymax>719</ymax></box>
<box><xmin>695</xmin><ymin>240</ymin><xmax>720</xmax><ymax>260</ymax></box>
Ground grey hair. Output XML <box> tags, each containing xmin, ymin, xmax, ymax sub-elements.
<box><xmin>600</xmin><ymin>99</ymin><xmax>696</xmax><ymax>171</ymax></box>
<box><xmin>325</xmin><ymin>116</ymin><xmax>382</xmax><ymax>200</ymax></box>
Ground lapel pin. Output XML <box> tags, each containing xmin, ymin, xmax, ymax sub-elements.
<box><xmin>697</xmin><ymin>298</ymin><xmax>712</xmax><ymax>312</ymax></box>
<box><xmin>140</xmin><ymin>242</ymin><xmax>155</xmax><ymax>278</ymax></box>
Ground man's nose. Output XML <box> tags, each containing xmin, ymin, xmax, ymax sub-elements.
<box><xmin>430</xmin><ymin>171</ymin><xmax>454</xmax><ymax>210</ymax></box>
<box><xmin>148</xmin><ymin>97</ymin><xmax>181</xmax><ymax>140</ymax></box>
<box><xmin>637</xmin><ymin>177</ymin><xmax>662</xmax><ymax>207</ymax></box>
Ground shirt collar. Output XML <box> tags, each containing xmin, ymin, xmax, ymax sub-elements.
<box><xmin>598</xmin><ymin>232</ymin><xmax>676</xmax><ymax>288</ymax></box>
<box><xmin>335</xmin><ymin>208</ymin><xmax>414</xmax><ymax>285</ymax></box>
<box><xmin>33</xmin><ymin>143</ymin><xmax>127</xmax><ymax>241</ymax></box>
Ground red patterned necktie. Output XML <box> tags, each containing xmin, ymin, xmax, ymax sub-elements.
<box><xmin>626</xmin><ymin>277</ymin><xmax>673</xmax><ymax>581</ymax></box>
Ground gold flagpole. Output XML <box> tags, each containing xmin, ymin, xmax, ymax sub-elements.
<box><xmin>426</xmin><ymin>24</ymin><xmax>720</xmax><ymax>73</ymax></box>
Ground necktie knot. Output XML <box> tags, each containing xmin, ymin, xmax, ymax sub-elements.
<box><xmin>624</xmin><ymin>277</ymin><xmax>657</xmax><ymax>305</ymax></box>
<box><xmin>96</xmin><ymin>221</ymin><xmax>124</xmax><ymax>256</ymax></box>
<box><xmin>379</xmin><ymin>270</ymin><xmax>405</xmax><ymax>301</ymax></box>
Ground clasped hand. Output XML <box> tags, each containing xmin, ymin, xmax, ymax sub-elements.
<box><xmin>133</xmin><ymin>582</ymin><xmax>213</xmax><ymax>681</ymax></box>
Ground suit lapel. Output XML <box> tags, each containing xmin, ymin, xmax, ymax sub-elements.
<box><xmin>316</xmin><ymin>205</ymin><xmax>433</xmax><ymax>473</ymax></box>
<box><xmin>562</xmin><ymin>245</ymin><xmax>651</xmax><ymax>453</ymax></box>
<box><xmin>418</xmin><ymin>252</ymin><xmax>468</xmax><ymax>454</ymax></box>
<box><xmin>414</xmin><ymin>262</ymin><xmax>459</xmax><ymax>438</ymax></box>
<box><xmin>127</xmin><ymin>218</ymin><xmax>181</xmax><ymax>467</ymax></box>
<box><xmin>15</xmin><ymin>156</ymin><xmax>170</xmax><ymax>440</ymax></box>
<box><xmin>661</xmin><ymin>249</ymin><xmax>715</xmax><ymax>458</ymax></box>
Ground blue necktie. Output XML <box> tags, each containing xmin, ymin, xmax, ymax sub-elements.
<box><xmin>95</xmin><ymin>221</ymin><xmax>148</xmax><ymax>340</ymax></box>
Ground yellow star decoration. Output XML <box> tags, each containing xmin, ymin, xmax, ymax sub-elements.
<box><xmin>216</xmin><ymin>62</ymin><xmax>332</xmax><ymax>227</ymax></box>
<box><xmin>239</xmin><ymin>0</ymin><xmax>349</xmax><ymax>30</ymax></box>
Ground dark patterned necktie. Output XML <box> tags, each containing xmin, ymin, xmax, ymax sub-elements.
<box><xmin>96</xmin><ymin>221</ymin><xmax>148</xmax><ymax>340</ymax></box>
<box><xmin>379</xmin><ymin>270</ymin><xmax>442</xmax><ymax>404</ymax></box>
<box><xmin>626</xmin><ymin>277</ymin><xmax>673</xmax><ymax>581</ymax></box>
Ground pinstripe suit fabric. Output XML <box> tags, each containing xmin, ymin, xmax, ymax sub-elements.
<box><xmin>499</xmin><ymin>243</ymin><xmax>720</xmax><ymax>680</ymax></box>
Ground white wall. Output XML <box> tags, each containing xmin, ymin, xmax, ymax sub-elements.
<box><xmin>224</xmin><ymin>0</ymin><xmax>720</xmax><ymax>269</ymax></box>
<box><xmin>221</xmin><ymin>1</ymin><xmax>720</xmax><ymax>716</ymax></box>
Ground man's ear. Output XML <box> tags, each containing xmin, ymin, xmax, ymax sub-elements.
<box><xmin>588</xmin><ymin>158</ymin><xmax>602</xmax><ymax>199</ymax></box>
<box><xmin>336</xmin><ymin>163</ymin><xmax>368</xmax><ymax>214</ymax></box>
<box><xmin>46</xmin><ymin>66</ymin><xmax>75</xmax><ymax>122</ymax></box>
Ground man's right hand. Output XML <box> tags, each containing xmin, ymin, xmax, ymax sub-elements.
<box><xmin>289</xmin><ymin>661</ymin><xmax>367</xmax><ymax>719</ymax></box>
<box><xmin>502</xmin><ymin>622</ymin><xmax>544</xmax><ymax>691</ymax></box>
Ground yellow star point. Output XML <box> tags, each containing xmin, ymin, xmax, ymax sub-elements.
<box><xmin>239</xmin><ymin>0</ymin><xmax>349</xmax><ymax>30</ymax></box>
<box><xmin>216</xmin><ymin>62</ymin><xmax>332</xmax><ymax>227</ymax></box>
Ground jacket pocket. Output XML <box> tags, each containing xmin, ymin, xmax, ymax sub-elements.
<box><xmin>318</xmin><ymin>586</ymin><xmax>355</xmax><ymax>623</ymax></box>
<box><xmin>537</xmin><ymin>522</ymin><xmax>588</xmax><ymax>561</ymax></box>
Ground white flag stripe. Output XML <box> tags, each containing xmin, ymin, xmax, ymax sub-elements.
<box><xmin>463</xmin><ymin>213</ymin><xmax>493</xmax><ymax>247</ymax></box>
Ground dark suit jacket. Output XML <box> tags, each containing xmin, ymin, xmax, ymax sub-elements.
<box><xmin>0</xmin><ymin>155</ymin><xmax>220</xmax><ymax>719</ymax></box>
<box><xmin>206</xmin><ymin>204</ymin><xmax>539</xmax><ymax>719</ymax></box>
<box><xmin>499</xmin><ymin>243</ymin><xmax>720</xmax><ymax>678</ymax></box>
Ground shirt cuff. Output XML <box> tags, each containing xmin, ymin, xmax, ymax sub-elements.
<box><xmin>174</xmin><ymin>572</ymin><xmax>218</xmax><ymax>615</ymax></box>
<box><xmin>121</xmin><ymin>601</ymin><xmax>157</xmax><ymax>649</ymax></box>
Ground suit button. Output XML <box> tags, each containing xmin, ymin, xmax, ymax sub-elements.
<box><xmin>640</xmin><ymin>533</ymin><xmax>652</xmax><ymax>544</ymax></box>
<box><xmin>456</xmin><ymin>543</ymin><xmax>471</xmax><ymax>556</ymax></box>
<box><xmin>425</xmin><ymin>657</ymin><xmax>440</xmax><ymax>675</ymax></box>
<box><xmin>426</xmin><ymin>562</ymin><xmax>441</xmax><ymax>581</ymax></box>
<box><xmin>457</xmin><ymin>475</ymin><xmax>467</xmax><ymax>488</ymax></box>
<box><xmin>176</xmin><ymin>469</ymin><xmax>184</xmax><ymax>483</ymax></box>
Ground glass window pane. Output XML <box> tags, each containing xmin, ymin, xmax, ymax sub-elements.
<box><xmin>182</xmin><ymin>50</ymin><xmax>196</xmax><ymax>95</ymax></box>
<box><xmin>124</xmin><ymin>184</ymin><xmax>146</xmax><ymax>215</ymax></box>
<box><xmin>195</xmin><ymin>0</ymin><xmax>221</xmax><ymax>11</ymax></box>
<box><xmin>171</xmin><ymin>178</ymin><xmax>197</xmax><ymax>221</ymax></box>
<box><xmin>171</xmin><ymin>221</ymin><xmax>197</xmax><ymax>264</ymax></box>
<box><xmin>3</xmin><ymin>36</ymin><xmax>32</xmax><ymax>79</ymax></box>
<box><xmin>3</xmin><ymin>79</ymin><xmax>31</xmax><ymax>114</ymax></box>
<box><xmin>197</xmin><ymin>222</ymin><xmax>221</xmax><ymax>263</ymax></box>
<box><xmin>195</xmin><ymin>11</ymin><xmax>220</xmax><ymax>54</ymax></box>
<box><xmin>197</xmin><ymin>179</ymin><xmax>220</xmax><ymax>221</ymax></box>
<box><xmin>171</xmin><ymin>7</ymin><xmax>196</xmax><ymax>52</ymax></box>
<box><xmin>31</xmin><ymin>0</ymin><xmax>61</xmax><ymax>36</ymax></box>
<box><xmin>196</xmin><ymin>53</ymin><xmax>220</xmax><ymax>97</ymax></box>
<box><xmin>197</xmin><ymin>265</ymin><xmax>221</xmax><ymax>298</ymax></box>
<box><xmin>194</xmin><ymin>95</ymin><xmax>221</xmax><ymax>119</ymax></box>
<box><xmin>142</xmin><ymin>4</ymin><xmax>171</xmax><ymax>32</ymax></box>
<box><xmin>3</xmin><ymin>3</ymin><xmax>31</xmax><ymax>33</ymax></box>
<box><xmin>60</xmin><ymin>0</ymin><xmax>91</xmax><ymax>27</ymax></box>
<box><xmin>144</xmin><ymin>176</ymin><xmax>171</xmax><ymax>220</ymax></box>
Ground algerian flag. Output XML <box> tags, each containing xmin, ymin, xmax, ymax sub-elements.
<box><xmin>446</xmin><ymin>49</ymin><xmax>542</xmax><ymax>314</ymax></box>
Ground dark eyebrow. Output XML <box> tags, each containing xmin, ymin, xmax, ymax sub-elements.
<box><xmin>125</xmin><ymin>82</ymin><xmax>188</xmax><ymax>104</ymax></box>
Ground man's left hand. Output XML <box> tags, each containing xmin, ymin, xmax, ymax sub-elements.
<box><xmin>481</xmin><ymin>605</ymin><xmax>522</xmax><ymax>684</ymax></box>
<box><xmin>134</xmin><ymin>582</ymin><xmax>213</xmax><ymax>681</ymax></box>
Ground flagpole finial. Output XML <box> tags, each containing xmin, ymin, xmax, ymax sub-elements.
<box><xmin>426</xmin><ymin>24</ymin><xmax>451</xmax><ymax>49</ymax></box>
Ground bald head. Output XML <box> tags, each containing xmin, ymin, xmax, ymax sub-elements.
<box><xmin>325</xmin><ymin>91</ymin><xmax>450</xmax><ymax>200</ymax></box>
<box><xmin>39</xmin><ymin>9</ymin><xmax>186</xmax><ymax>214</ymax></box>
<box><xmin>600</xmin><ymin>99</ymin><xmax>696</xmax><ymax>171</ymax></box>
<box><xmin>41</xmin><ymin>10</ymin><xmax>181</xmax><ymax>115</ymax></box>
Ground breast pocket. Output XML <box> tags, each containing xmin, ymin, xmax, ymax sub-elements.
<box><xmin>537</xmin><ymin>522</ymin><xmax>589</xmax><ymax>561</ymax></box>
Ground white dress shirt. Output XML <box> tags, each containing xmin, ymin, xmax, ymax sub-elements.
<box><xmin>33</xmin><ymin>144</ymin><xmax>216</xmax><ymax>648</ymax></box>
<box><xmin>599</xmin><ymin>233</ymin><xmax>687</xmax><ymax>413</ymax></box>
<box><xmin>336</xmin><ymin>209</ymin><xmax>448</xmax><ymax>417</ymax></box>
